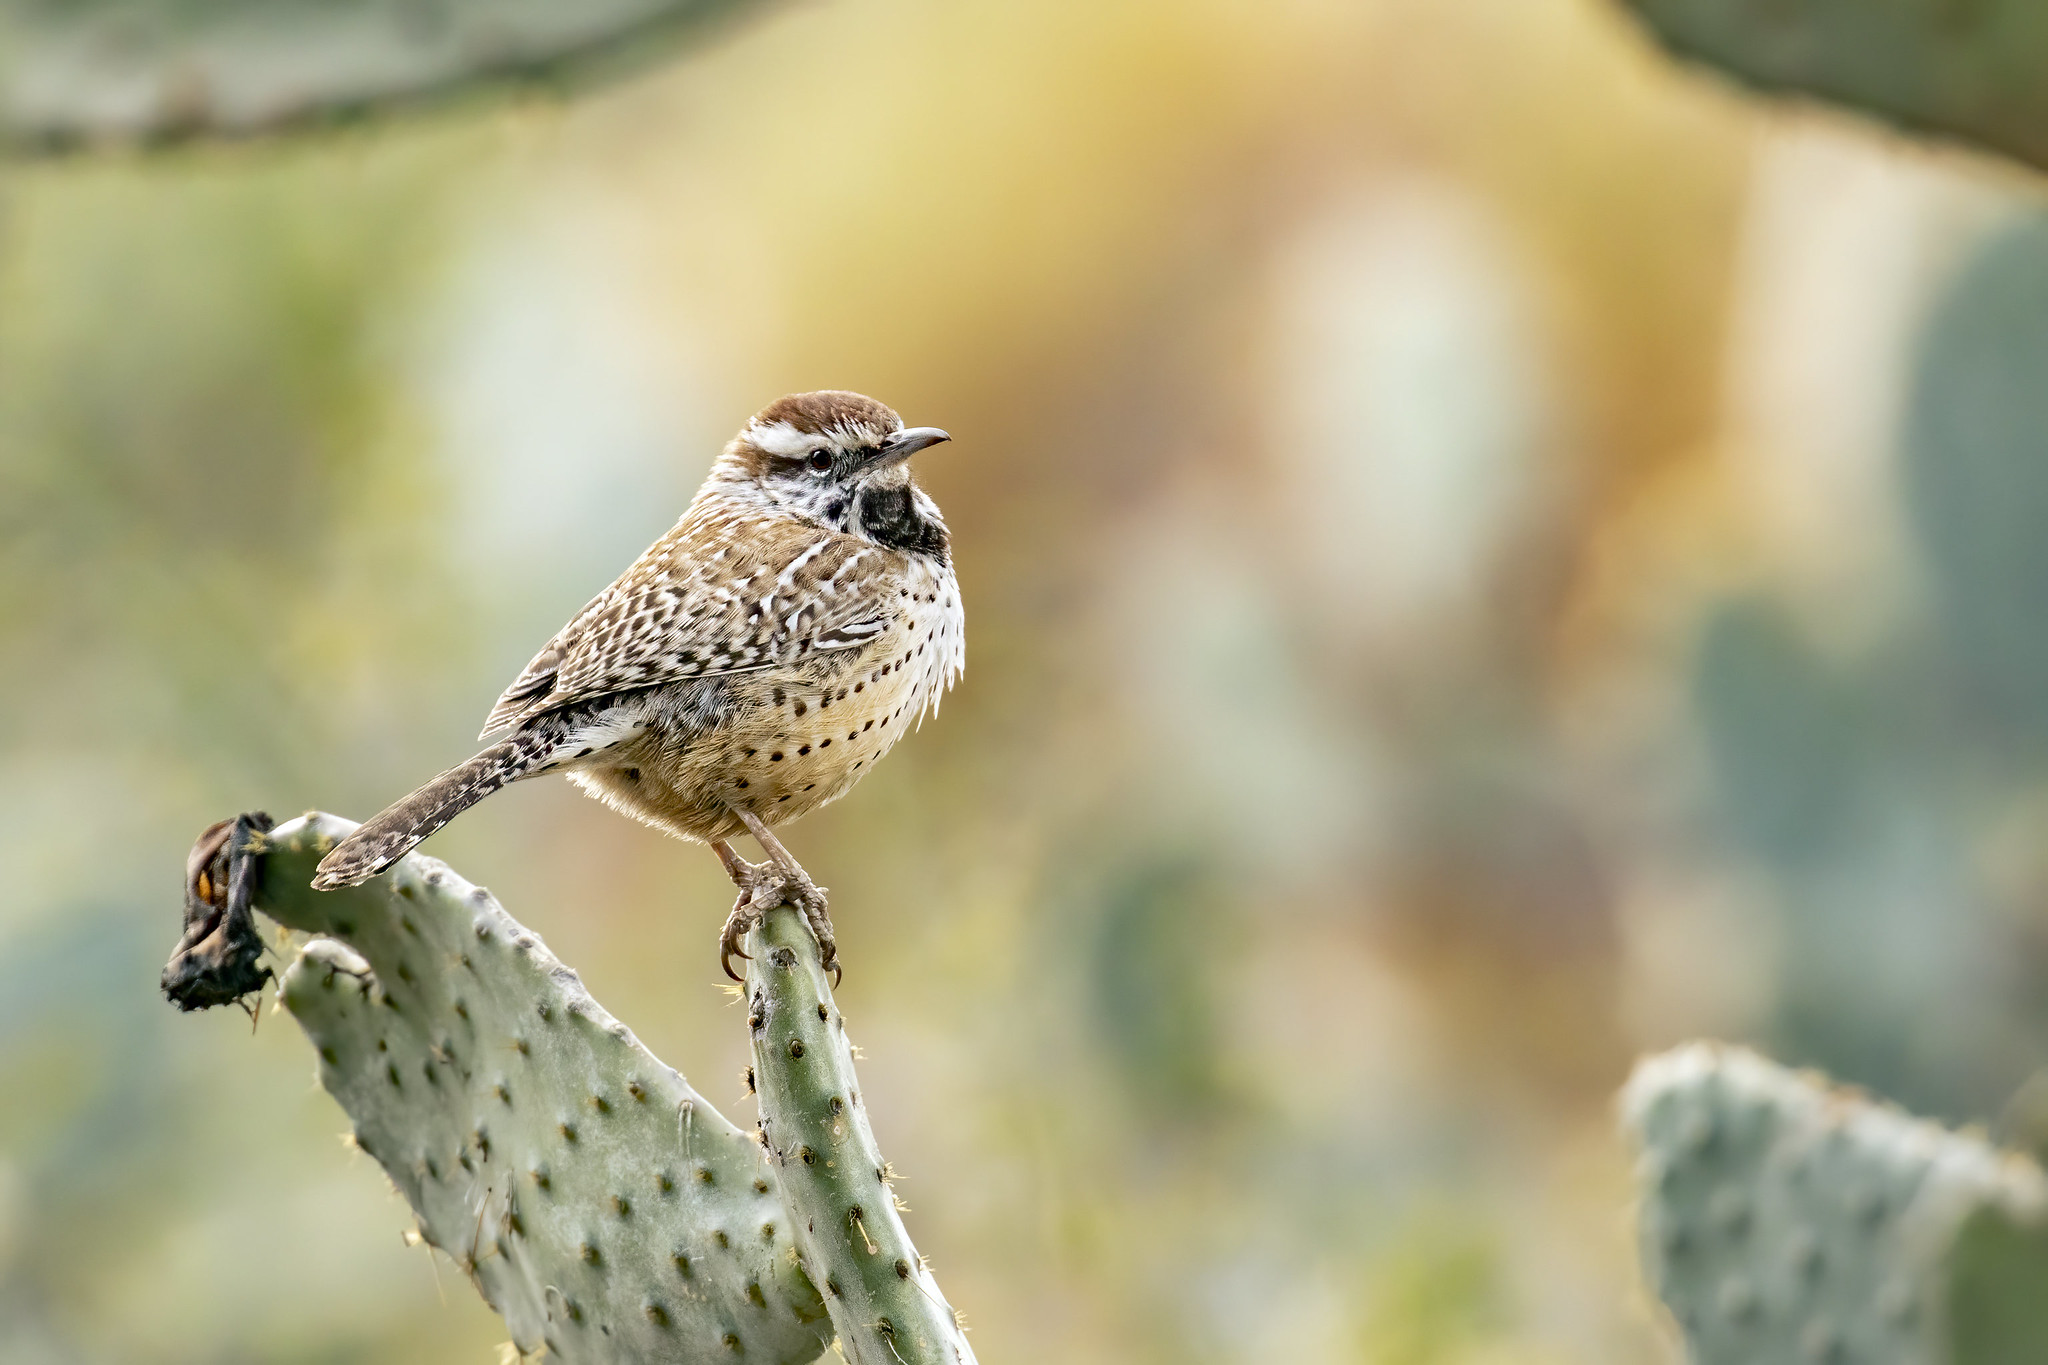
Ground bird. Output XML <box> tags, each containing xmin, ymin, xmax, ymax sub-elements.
<box><xmin>311</xmin><ymin>390</ymin><xmax>964</xmax><ymax>981</ymax></box>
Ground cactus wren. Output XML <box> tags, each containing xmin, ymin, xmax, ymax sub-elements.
<box><xmin>312</xmin><ymin>391</ymin><xmax>964</xmax><ymax>979</ymax></box>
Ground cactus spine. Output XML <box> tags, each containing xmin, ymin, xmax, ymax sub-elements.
<box><xmin>259</xmin><ymin>814</ymin><xmax>834</xmax><ymax>1364</ymax></box>
<box><xmin>744</xmin><ymin>907</ymin><xmax>978</xmax><ymax>1365</ymax></box>
<box><xmin>186</xmin><ymin>818</ymin><xmax>2048</xmax><ymax>1361</ymax></box>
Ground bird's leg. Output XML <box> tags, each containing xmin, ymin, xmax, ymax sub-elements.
<box><xmin>712</xmin><ymin>837</ymin><xmax>754</xmax><ymax>884</ymax></box>
<box><xmin>731</xmin><ymin>808</ymin><xmax>837</xmax><ymax>983</ymax></box>
<box><xmin>712</xmin><ymin>838</ymin><xmax>769</xmax><ymax>982</ymax></box>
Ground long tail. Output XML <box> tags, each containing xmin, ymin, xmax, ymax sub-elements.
<box><xmin>312</xmin><ymin>735</ymin><xmax>550</xmax><ymax>890</ymax></box>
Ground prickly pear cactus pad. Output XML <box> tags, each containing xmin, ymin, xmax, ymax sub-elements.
<box><xmin>745</xmin><ymin>908</ymin><xmax>977</xmax><ymax>1365</ymax></box>
<box><xmin>1622</xmin><ymin>1044</ymin><xmax>2048</xmax><ymax>1365</ymax></box>
<box><xmin>1614</xmin><ymin>0</ymin><xmax>2048</xmax><ymax>174</ymax></box>
<box><xmin>0</xmin><ymin>0</ymin><xmax>765</xmax><ymax>151</ymax></box>
<box><xmin>259</xmin><ymin>814</ymin><xmax>833</xmax><ymax>1365</ymax></box>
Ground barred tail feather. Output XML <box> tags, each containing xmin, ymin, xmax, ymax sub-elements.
<box><xmin>311</xmin><ymin>737</ymin><xmax>546</xmax><ymax>890</ymax></box>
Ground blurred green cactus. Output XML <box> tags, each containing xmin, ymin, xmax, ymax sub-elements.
<box><xmin>1688</xmin><ymin>212</ymin><xmax>2048</xmax><ymax>1121</ymax></box>
<box><xmin>1623</xmin><ymin>1043</ymin><xmax>2048</xmax><ymax>1364</ymax></box>
<box><xmin>745</xmin><ymin>907</ymin><xmax>977</xmax><ymax>1365</ymax></box>
<box><xmin>235</xmin><ymin>812</ymin><xmax>987</xmax><ymax>1364</ymax></box>
<box><xmin>0</xmin><ymin>0</ymin><xmax>766</xmax><ymax>150</ymax></box>
<box><xmin>1903</xmin><ymin>213</ymin><xmax>2048</xmax><ymax>751</ymax></box>
<box><xmin>1615</xmin><ymin>0</ymin><xmax>2048</xmax><ymax>172</ymax></box>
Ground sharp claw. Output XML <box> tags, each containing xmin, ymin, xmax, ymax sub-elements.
<box><xmin>720</xmin><ymin>879</ymin><xmax>760</xmax><ymax>982</ymax></box>
<box><xmin>716</xmin><ymin>860</ymin><xmax>842</xmax><ymax>983</ymax></box>
<box><xmin>720</xmin><ymin>931</ymin><xmax>754</xmax><ymax>982</ymax></box>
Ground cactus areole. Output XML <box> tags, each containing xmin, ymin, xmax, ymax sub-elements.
<box><xmin>165</xmin><ymin>812</ymin><xmax>970</xmax><ymax>1364</ymax></box>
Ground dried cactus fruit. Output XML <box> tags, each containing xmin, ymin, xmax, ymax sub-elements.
<box><xmin>1622</xmin><ymin>1043</ymin><xmax>2048</xmax><ymax>1364</ymax></box>
<box><xmin>259</xmin><ymin>813</ymin><xmax>833</xmax><ymax>1364</ymax></box>
<box><xmin>162</xmin><ymin>810</ymin><xmax>274</xmax><ymax>1011</ymax></box>
<box><xmin>745</xmin><ymin>907</ymin><xmax>977</xmax><ymax>1365</ymax></box>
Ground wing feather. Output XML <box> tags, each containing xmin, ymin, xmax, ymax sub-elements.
<box><xmin>480</xmin><ymin>509</ymin><xmax>899</xmax><ymax>737</ymax></box>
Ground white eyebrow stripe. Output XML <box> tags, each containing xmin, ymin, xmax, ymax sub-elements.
<box><xmin>825</xmin><ymin>419</ymin><xmax>893</xmax><ymax>449</ymax></box>
<box><xmin>749</xmin><ymin>416</ymin><xmax>900</xmax><ymax>458</ymax></box>
<box><xmin>746</xmin><ymin>420</ymin><xmax>814</xmax><ymax>457</ymax></box>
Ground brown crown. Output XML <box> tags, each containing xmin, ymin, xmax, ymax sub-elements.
<box><xmin>749</xmin><ymin>391</ymin><xmax>901</xmax><ymax>437</ymax></box>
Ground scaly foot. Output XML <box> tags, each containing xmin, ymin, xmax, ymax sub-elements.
<box><xmin>717</xmin><ymin>855</ymin><xmax>836</xmax><ymax>984</ymax></box>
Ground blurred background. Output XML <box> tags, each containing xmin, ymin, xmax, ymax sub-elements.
<box><xmin>4</xmin><ymin>0</ymin><xmax>2048</xmax><ymax>1360</ymax></box>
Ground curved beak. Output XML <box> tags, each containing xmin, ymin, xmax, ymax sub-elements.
<box><xmin>868</xmin><ymin>426</ymin><xmax>951</xmax><ymax>470</ymax></box>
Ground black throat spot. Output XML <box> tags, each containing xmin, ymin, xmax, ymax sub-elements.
<box><xmin>859</xmin><ymin>485</ymin><xmax>949</xmax><ymax>560</ymax></box>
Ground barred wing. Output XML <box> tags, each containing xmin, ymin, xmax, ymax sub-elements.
<box><xmin>479</xmin><ymin>512</ymin><xmax>897</xmax><ymax>737</ymax></box>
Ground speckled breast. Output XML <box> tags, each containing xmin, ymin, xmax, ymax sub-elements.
<box><xmin>576</xmin><ymin>557</ymin><xmax>963</xmax><ymax>843</ymax></box>
<box><xmin>714</xmin><ymin>560</ymin><xmax>962</xmax><ymax>825</ymax></box>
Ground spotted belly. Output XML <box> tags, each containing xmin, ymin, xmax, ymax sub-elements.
<box><xmin>565</xmin><ymin>602</ymin><xmax>954</xmax><ymax>843</ymax></box>
<box><xmin>710</xmin><ymin>636</ymin><xmax>933</xmax><ymax>819</ymax></box>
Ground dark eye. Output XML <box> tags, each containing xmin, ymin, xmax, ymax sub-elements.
<box><xmin>806</xmin><ymin>451</ymin><xmax>833</xmax><ymax>474</ymax></box>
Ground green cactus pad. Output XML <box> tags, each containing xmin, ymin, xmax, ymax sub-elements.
<box><xmin>0</xmin><ymin>0</ymin><xmax>765</xmax><ymax>151</ymax></box>
<box><xmin>1623</xmin><ymin>1044</ymin><xmax>2048</xmax><ymax>1365</ymax></box>
<box><xmin>261</xmin><ymin>813</ymin><xmax>833</xmax><ymax>1365</ymax></box>
<box><xmin>1615</xmin><ymin>0</ymin><xmax>2048</xmax><ymax>173</ymax></box>
<box><xmin>744</xmin><ymin>907</ymin><xmax>977</xmax><ymax>1365</ymax></box>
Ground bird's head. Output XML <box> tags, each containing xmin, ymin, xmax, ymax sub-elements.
<box><xmin>713</xmin><ymin>390</ymin><xmax>954</xmax><ymax>557</ymax></box>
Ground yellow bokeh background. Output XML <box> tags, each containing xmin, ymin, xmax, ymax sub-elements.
<box><xmin>4</xmin><ymin>1</ymin><xmax>2045</xmax><ymax>1361</ymax></box>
